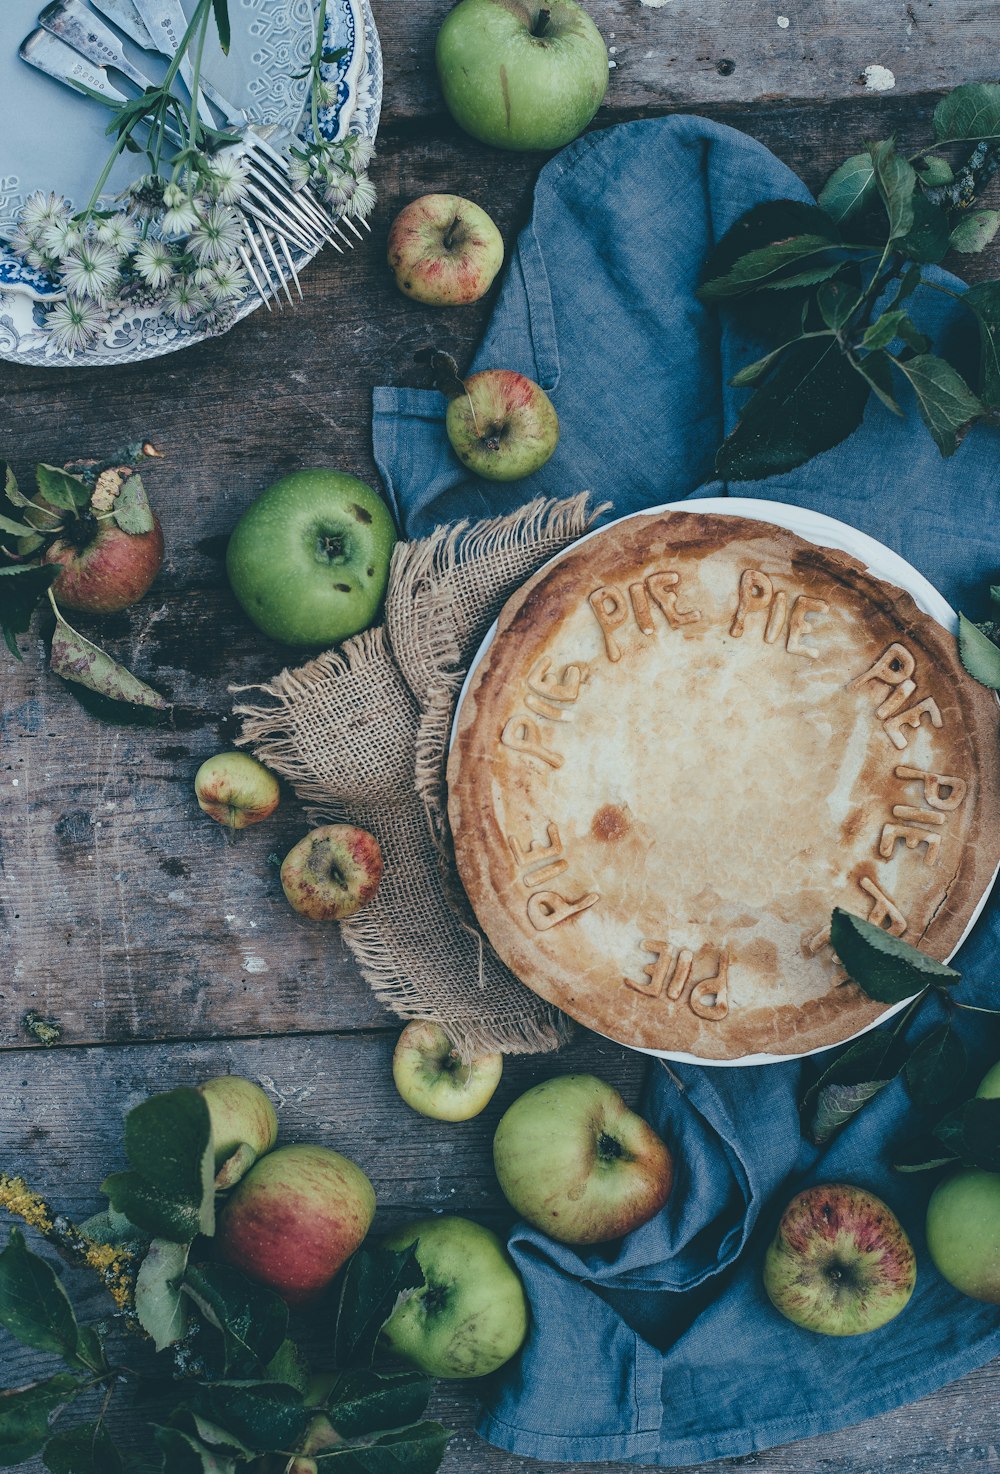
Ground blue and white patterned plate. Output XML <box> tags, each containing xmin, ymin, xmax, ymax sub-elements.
<box><xmin>0</xmin><ymin>0</ymin><xmax>381</xmax><ymax>366</ymax></box>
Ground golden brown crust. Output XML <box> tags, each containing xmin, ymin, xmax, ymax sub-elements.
<box><xmin>447</xmin><ymin>512</ymin><xmax>1000</xmax><ymax>1060</ymax></box>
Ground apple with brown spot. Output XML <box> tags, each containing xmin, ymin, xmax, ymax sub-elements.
<box><xmin>194</xmin><ymin>751</ymin><xmax>280</xmax><ymax>830</ymax></box>
<box><xmin>280</xmin><ymin>824</ymin><xmax>383</xmax><ymax>921</ymax></box>
<box><xmin>763</xmin><ymin>1183</ymin><xmax>916</xmax><ymax>1335</ymax></box>
<box><xmin>388</xmin><ymin>194</ymin><xmax>504</xmax><ymax>306</ymax></box>
<box><xmin>446</xmin><ymin>368</ymin><xmax>559</xmax><ymax>481</ymax></box>
<box><xmin>217</xmin><ymin>1143</ymin><xmax>375</xmax><ymax>1305</ymax></box>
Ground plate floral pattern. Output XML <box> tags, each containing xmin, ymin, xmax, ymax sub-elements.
<box><xmin>0</xmin><ymin>0</ymin><xmax>381</xmax><ymax>368</ymax></box>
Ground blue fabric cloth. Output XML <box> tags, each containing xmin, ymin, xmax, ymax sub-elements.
<box><xmin>372</xmin><ymin>115</ymin><xmax>1000</xmax><ymax>1466</ymax></box>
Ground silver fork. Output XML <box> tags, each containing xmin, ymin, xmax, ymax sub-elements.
<box><xmin>23</xmin><ymin>9</ymin><xmax>365</xmax><ymax>308</ymax></box>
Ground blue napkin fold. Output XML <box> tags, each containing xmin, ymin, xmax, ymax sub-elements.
<box><xmin>372</xmin><ymin>114</ymin><xmax>1000</xmax><ymax>1466</ymax></box>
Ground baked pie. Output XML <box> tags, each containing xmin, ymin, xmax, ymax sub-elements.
<box><xmin>447</xmin><ymin>511</ymin><xmax>1000</xmax><ymax>1061</ymax></box>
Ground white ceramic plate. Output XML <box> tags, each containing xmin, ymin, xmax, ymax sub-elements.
<box><xmin>0</xmin><ymin>0</ymin><xmax>380</xmax><ymax>366</ymax></box>
<box><xmin>450</xmin><ymin>497</ymin><xmax>1000</xmax><ymax>1066</ymax></box>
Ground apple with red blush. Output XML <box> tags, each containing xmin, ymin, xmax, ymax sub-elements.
<box><xmin>280</xmin><ymin>824</ymin><xmax>384</xmax><ymax>921</ymax></box>
<box><xmin>388</xmin><ymin>194</ymin><xmax>504</xmax><ymax>306</ymax></box>
<box><xmin>421</xmin><ymin>350</ymin><xmax>559</xmax><ymax>481</ymax></box>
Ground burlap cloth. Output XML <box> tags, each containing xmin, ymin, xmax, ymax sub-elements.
<box><xmin>233</xmin><ymin>493</ymin><xmax>609</xmax><ymax>1058</ymax></box>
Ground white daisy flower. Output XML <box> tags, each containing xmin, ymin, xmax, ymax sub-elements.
<box><xmin>316</xmin><ymin>80</ymin><xmax>340</xmax><ymax>108</ymax></box>
<box><xmin>187</xmin><ymin>203</ymin><xmax>242</xmax><ymax>265</ymax></box>
<box><xmin>44</xmin><ymin>295</ymin><xmax>106</xmax><ymax>355</ymax></box>
<box><xmin>59</xmin><ymin>240</ymin><xmax>121</xmax><ymax>303</ymax></box>
<box><xmin>344</xmin><ymin>173</ymin><xmax>377</xmax><ymax>221</ymax></box>
<box><xmin>163</xmin><ymin>276</ymin><xmax>207</xmax><ymax>325</ymax></box>
<box><xmin>161</xmin><ymin>196</ymin><xmax>201</xmax><ymax>237</ymax></box>
<box><xmin>96</xmin><ymin>215</ymin><xmax>140</xmax><ymax>254</ymax></box>
<box><xmin>20</xmin><ymin>191</ymin><xmax>70</xmax><ymax>234</ymax></box>
<box><xmin>134</xmin><ymin>238</ymin><xmax>175</xmax><ymax>290</ymax></box>
<box><xmin>40</xmin><ymin>216</ymin><xmax>84</xmax><ymax>258</ymax></box>
<box><xmin>206</xmin><ymin>154</ymin><xmax>249</xmax><ymax>205</ymax></box>
<box><xmin>346</xmin><ymin>135</ymin><xmax>375</xmax><ymax>171</ymax></box>
<box><xmin>7</xmin><ymin>221</ymin><xmax>39</xmax><ymax>260</ymax></box>
<box><xmin>206</xmin><ymin>261</ymin><xmax>249</xmax><ymax>304</ymax></box>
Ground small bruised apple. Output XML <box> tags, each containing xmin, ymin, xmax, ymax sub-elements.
<box><xmin>446</xmin><ymin>369</ymin><xmax>559</xmax><ymax>481</ymax></box>
<box><xmin>280</xmin><ymin>824</ymin><xmax>383</xmax><ymax>921</ymax></box>
<box><xmin>387</xmin><ymin>194</ymin><xmax>504</xmax><ymax>306</ymax></box>
<box><xmin>194</xmin><ymin>751</ymin><xmax>280</xmax><ymax>830</ymax></box>
<box><xmin>43</xmin><ymin>513</ymin><xmax>164</xmax><ymax>613</ymax></box>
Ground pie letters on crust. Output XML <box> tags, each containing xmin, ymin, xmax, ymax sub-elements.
<box><xmin>447</xmin><ymin>512</ymin><xmax>1000</xmax><ymax>1060</ymax></box>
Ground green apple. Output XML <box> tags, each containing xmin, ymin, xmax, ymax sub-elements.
<box><xmin>194</xmin><ymin>751</ymin><xmax>280</xmax><ymax>830</ymax></box>
<box><xmin>436</xmin><ymin>0</ymin><xmax>608</xmax><ymax>152</ymax></box>
<box><xmin>976</xmin><ymin>1058</ymin><xmax>1000</xmax><ymax>1098</ymax></box>
<box><xmin>199</xmin><ymin>1074</ymin><xmax>279</xmax><ymax>1188</ymax></box>
<box><xmin>380</xmin><ymin>1216</ymin><xmax>528</xmax><ymax>1377</ymax></box>
<box><xmin>493</xmin><ymin>1074</ymin><xmax>673</xmax><ymax>1244</ymax></box>
<box><xmin>926</xmin><ymin>1167</ymin><xmax>1000</xmax><ymax>1303</ymax></box>
<box><xmin>446</xmin><ymin>369</ymin><xmax>559</xmax><ymax>481</ymax></box>
<box><xmin>392</xmin><ymin>1020</ymin><xmax>503</xmax><ymax>1121</ymax></box>
<box><xmin>763</xmin><ymin>1184</ymin><xmax>916</xmax><ymax>1335</ymax></box>
<box><xmin>387</xmin><ymin>195</ymin><xmax>504</xmax><ymax>305</ymax></box>
<box><xmin>226</xmin><ymin>470</ymin><xmax>398</xmax><ymax>648</ymax></box>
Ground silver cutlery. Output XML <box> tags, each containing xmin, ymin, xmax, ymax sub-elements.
<box><xmin>39</xmin><ymin>0</ymin><xmax>163</xmax><ymax>95</ymax></box>
<box><xmin>129</xmin><ymin>0</ymin><xmax>216</xmax><ymax>127</ymax></box>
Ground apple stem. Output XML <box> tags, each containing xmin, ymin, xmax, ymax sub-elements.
<box><xmin>442</xmin><ymin>217</ymin><xmax>461</xmax><ymax>251</ymax></box>
<box><xmin>533</xmin><ymin>6</ymin><xmax>551</xmax><ymax>36</ymax></box>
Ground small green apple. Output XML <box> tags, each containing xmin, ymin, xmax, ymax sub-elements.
<box><xmin>976</xmin><ymin>1058</ymin><xmax>1000</xmax><ymax>1098</ymax></box>
<box><xmin>226</xmin><ymin>470</ymin><xmax>398</xmax><ymax>648</ymax></box>
<box><xmin>446</xmin><ymin>369</ymin><xmax>559</xmax><ymax>481</ymax></box>
<box><xmin>436</xmin><ymin>0</ymin><xmax>608</xmax><ymax>152</ymax></box>
<box><xmin>926</xmin><ymin>1167</ymin><xmax>1000</xmax><ymax>1303</ymax></box>
<box><xmin>493</xmin><ymin>1074</ymin><xmax>673</xmax><ymax>1244</ymax></box>
<box><xmin>763</xmin><ymin>1184</ymin><xmax>916</xmax><ymax>1335</ymax></box>
<box><xmin>194</xmin><ymin>751</ymin><xmax>280</xmax><ymax>830</ymax></box>
<box><xmin>198</xmin><ymin>1074</ymin><xmax>279</xmax><ymax>1188</ymax></box>
<box><xmin>392</xmin><ymin>1021</ymin><xmax>503</xmax><ymax>1121</ymax></box>
<box><xmin>380</xmin><ymin>1215</ymin><xmax>528</xmax><ymax>1377</ymax></box>
<box><xmin>387</xmin><ymin>195</ymin><xmax>504</xmax><ymax>305</ymax></box>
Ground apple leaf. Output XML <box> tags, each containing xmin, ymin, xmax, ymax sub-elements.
<box><xmin>186</xmin><ymin>1383</ymin><xmax>310</xmax><ymax>1454</ymax></box>
<box><xmin>889</xmin><ymin>354</ymin><xmax>983</xmax><ymax>456</ymax></box>
<box><xmin>0</xmin><ymin>1375</ymin><xmax>82</xmax><ymax>1468</ymax></box>
<box><xmin>324</xmin><ymin>1368</ymin><xmax>434</xmax><ymax>1440</ymax></box>
<box><xmin>950</xmin><ymin>209</ymin><xmax>1000</xmax><ymax>254</ymax></box>
<box><xmin>933</xmin><ymin>82</ymin><xmax>1000</xmax><ymax>143</ymax></box>
<box><xmin>891</xmin><ymin>1130</ymin><xmax>961</xmax><ymax>1174</ymax></box>
<box><xmin>3</xmin><ymin>464</ymin><xmax>32</xmax><ymax>510</ymax></box>
<box><xmin>111</xmin><ymin>473</ymin><xmax>156</xmax><ymax>536</ymax></box>
<box><xmin>50</xmin><ymin>614</ymin><xmax>170</xmax><ymax>713</ymax></box>
<box><xmin>697</xmin><ymin>235</ymin><xmax>843</xmax><ymax>301</ymax></box>
<box><xmin>0</xmin><ymin>563</ymin><xmax>60</xmax><ymax>659</ymax></box>
<box><xmin>963</xmin><ymin>282</ymin><xmax>1000</xmax><ymax>407</ymax></box>
<box><xmin>44</xmin><ymin>1422</ymin><xmax>125</xmax><ymax>1474</ymax></box>
<box><xmin>313</xmin><ymin>1420</ymin><xmax>451</xmax><ymax>1472</ymax></box>
<box><xmin>904</xmin><ymin>1024</ymin><xmax>968</xmax><ymax>1108</ymax></box>
<box><xmin>829</xmin><ymin>908</ymin><xmax>959</xmax><ymax>1003</ymax></box>
<box><xmin>0</xmin><ymin>511</ymin><xmax>36</xmax><ymax>539</ymax></box>
<box><xmin>135</xmin><ymin>1239</ymin><xmax>190</xmax><ymax>1352</ymax></box>
<box><xmin>182</xmin><ymin>1264</ymin><xmax>288</xmax><ymax>1378</ymax></box>
<box><xmin>0</xmin><ymin>1229</ymin><xmax>82</xmax><ymax>1364</ymax></box>
<box><xmin>34</xmin><ymin>465</ymin><xmax>90</xmax><ymax>513</ymax></box>
<box><xmin>869</xmin><ymin>138</ymin><xmax>917</xmax><ymax>240</ymax></box>
<box><xmin>898</xmin><ymin>193</ymin><xmax>952</xmax><ymax>265</ymax></box>
<box><xmin>818</xmin><ymin>152</ymin><xmax>877</xmax><ymax>222</ymax></box>
<box><xmin>152</xmin><ymin>1425</ymin><xmax>238</xmax><ymax>1474</ymax></box>
<box><xmin>958</xmin><ymin>612</ymin><xmax>1000</xmax><ymax>689</ymax></box>
<box><xmin>101</xmin><ymin>1172</ymin><xmax>205</xmax><ymax>1246</ymax></box>
<box><xmin>103</xmin><ymin>1088</ymin><xmax>215</xmax><ymax>1244</ymax></box>
<box><xmin>79</xmin><ymin>1208</ymin><xmax>149</xmax><ymax>1253</ymax></box>
<box><xmin>817</xmin><ymin>278</ymin><xmax>862</xmax><ymax>329</ymax></box>
<box><xmin>934</xmin><ymin>1096</ymin><xmax>1000</xmax><ymax>1170</ymax></box>
<box><xmin>333</xmin><ymin>1245</ymin><xmax>423</xmax><ymax>1370</ymax></box>
<box><xmin>263</xmin><ymin>1338</ymin><xmax>310</xmax><ymax>1395</ymax></box>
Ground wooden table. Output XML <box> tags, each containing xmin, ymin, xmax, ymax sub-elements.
<box><xmin>2</xmin><ymin>2</ymin><xmax>1000</xmax><ymax>1468</ymax></box>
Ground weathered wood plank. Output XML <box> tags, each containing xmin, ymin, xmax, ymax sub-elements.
<box><xmin>378</xmin><ymin>0</ymin><xmax>1000</xmax><ymax>120</ymax></box>
<box><xmin>0</xmin><ymin>1031</ymin><xmax>997</xmax><ymax>1474</ymax></box>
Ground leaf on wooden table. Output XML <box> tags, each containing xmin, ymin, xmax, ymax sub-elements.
<box><xmin>326</xmin><ymin>1367</ymin><xmax>434</xmax><ymax>1440</ymax></box>
<box><xmin>818</xmin><ymin>152</ymin><xmax>877</xmax><ymax>222</ymax></box>
<box><xmin>0</xmin><ymin>1229</ymin><xmax>80</xmax><ymax>1362</ymax></box>
<box><xmin>869</xmin><ymin>138</ymin><xmax>917</xmax><ymax>240</ymax></box>
<box><xmin>50</xmin><ymin>616</ymin><xmax>170</xmax><ymax>712</ymax></box>
<box><xmin>958</xmin><ymin>612</ymin><xmax>1000</xmax><ymax>689</ymax></box>
<box><xmin>111</xmin><ymin>473</ymin><xmax>156</xmax><ymax>535</ymax></box>
<box><xmin>915</xmin><ymin>154</ymin><xmax>955</xmax><ymax>187</ymax></box>
<box><xmin>0</xmin><ymin>1375</ymin><xmax>82</xmax><ymax>1468</ymax></box>
<box><xmin>34</xmin><ymin>465</ymin><xmax>90</xmax><ymax>513</ymax></box>
<box><xmin>313</xmin><ymin>1420</ymin><xmax>451</xmax><ymax>1473</ymax></box>
<box><xmin>0</xmin><ymin>563</ymin><xmax>60</xmax><ymax>659</ymax></box>
<box><xmin>126</xmin><ymin>1089</ymin><xmax>216</xmax><ymax>1238</ymax></box>
<box><xmin>78</xmin><ymin>1208</ymin><xmax>148</xmax><ymax>1253</ymax></box>
<box><xmin>44</xmin><ymin>1421</ymin><xmax>125</xmax><ymax>1474</ymax></box>
<box><xmin>186</xmin><ymin>1383</ymin><xmax>311</xmax><ymax>1454</ymax></box>
<box><xmin>334</xmin><ymin>1245</ymin><xmax>423</xmax><ymax>1370</ymax></box>
<box><xmin>135</xmin><ymin>1240</ymin><xmax>190</xmax><ymax>1352</ymax></box>
<box><xmin>950</xmin><ymin>209</ymin><xmax>1000</xmax><ymax>254</ymax></box>
<box><xmin>182</xmin><ymin>1264</ymin><xmax>288</xmax><ymax>1377</ymax></box>
<box><xmin>904</xmin><ymin>1023</ymin><xmax>967</xmax><ymax>1107</ymax></box>
<box><xmin>716</xmin><ymin>336</ymin><xmax>870</xmax><ymax>480</ymax></box>
<box><xmin>890</xmin><ymin>353</ymin><xmax>983</xmax><ymax>455</ymax></box>
<box><xmin>152</xmin><ymin>1425</ymin><xmax>237</xmax><ymax>1474</ymax></box>
<box><xmin>3</xmin><ymin>465</ymin><xmax>32</xmax><ymax>510</ymax></box>
<box><xmin>933</xmin><ymin>82</ymin><xmax>1000</xmax><ymax>143</ymax></box>
<box><xmin>830</xmin><ymin>908</ymin><xmax>959</xmax><ymax>1002</ymax></box>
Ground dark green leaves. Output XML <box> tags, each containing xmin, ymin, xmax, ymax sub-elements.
<box><xmin>187</xmin><ymin>1383</ymin><xmax>310</xmax><ymax>1453</ymax></box>
<box><xmin>0</xmin><ymin>1375</ymin><xmax>81</xmax><ymax>1467</ymax></box>
<box><xmin>102</xmin><ymin>1088</ymin><xmax>215</xmax><ymax>1244</ymax></box>
<box><xmin>963</xmin><ymin>281</ymin><xmax>1000</xmax><ymax>406</ymax></box>
<box><xmin>334</xmin><ymin>1245</ymin><xmax>423</xmax><ymax>1370</ymax></box>
<box><xmin>211</xmin><ymin>0</ymin><xmax>231</xmax><ymax>53</ymax></box>
<box><xmin>44</xmin><ymin>1422</ymin><xmax>125</xmax><ymax>1474</ymax></box>
<box><xmin>933</xmin><ymin>83</ymin><xmax>1000</xmax><ymax>144</ymax></box>
<box><xmin>0</xmin><ymin>1229</ymin><xmax>80</xmax><ymax>1363</ymax></box>
<box><xmin>830</xmin><ymin>908</ymin><xmax>959</xmax><ymax>1003</ymax></box>
<box><xmin>34</xmin><ymin>466</ymin><xmax>89</xmax><ymax>514</ymax></box>
<box><xmin>904</xmin><ymin>1024</ymin><xmax>967</xmax><ymax>1107</ymax></box>
<box><xmin>934</xmin><ymin>1097</ymin><xmax>1000</xmax><ymax>1170</ymax></box>
<box><xmin>800</xmin><ymin>1024</ymin><xmax>907</xmax><ymax>1145</ymax></box>
<box><xmin>958</xmin><ymin>612</ymin><xmax>1000</xmax><ymax>689</ymax></box>
<box><xmin>698</xmin><ymin>235</ymin><xmax>844</xmax><ymax>300</ymax></box>
<box><xmin>0</xmin><ymin>564</ymin><xmax>60</xmax><ymax>658</ymax></box>
<box><xmin>950</xmin><ymin>209</ymin><xmax>1000</xmax><ymax>254</ymax></box>
<box><xmin>869</xmin><ymin>139</ymin><xmax>916</xmax><ymax>239</ymax></box>
<box><xmin>889</xmin><ymin>354</ymin><xmax>982</xmax><ymax>456</ymax></box>
<box><xmin>313</xmin><ymin>1421</ymin><xmax>451</xmax><ymax>1472</ymax></box>
<box><xmin>182</xmin><ymin>1264</ymin><xmax>288</xmax><ymax>1378</ymax></box>
<box><xmin>325</xmin><ymin>1368</ymin><xmax>434</xmax><ymax>1440</ymax></box>
<box><xmin>818</xmin><ymin>153</ymin><xmax>876</xmax><ymax>223</ymax></box>
<box><xmin>717</xmin><ymin>335</ymin><xmax>870</xmax><ymax>480</ymax></box>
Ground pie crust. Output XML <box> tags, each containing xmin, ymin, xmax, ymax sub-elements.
<box><xmin>446</xmin><ymin>512</ymin><xmax>1000</xmax><ymax>1061</ymax></box>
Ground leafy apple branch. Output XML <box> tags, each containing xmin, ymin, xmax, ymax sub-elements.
<box><xmin>0</xmin><ymin>1088</ymin><xmax>451</xmax><ymax>1473</ymax></box>
<box><xmin>0</xmin><ymin>449</ymin><xmax>170</xmax><ymax>724</ymax></box>
<box><xmin>698</xmin><ymin>83</ymin><xmax>1000</xmax><ymax>479</ymax></box>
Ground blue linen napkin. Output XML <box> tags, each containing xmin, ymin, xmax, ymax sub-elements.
<box><xmin>372</xmin><ymin>114</ymin><xmax>1000</xmax><ymax>1465</ymax></box>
